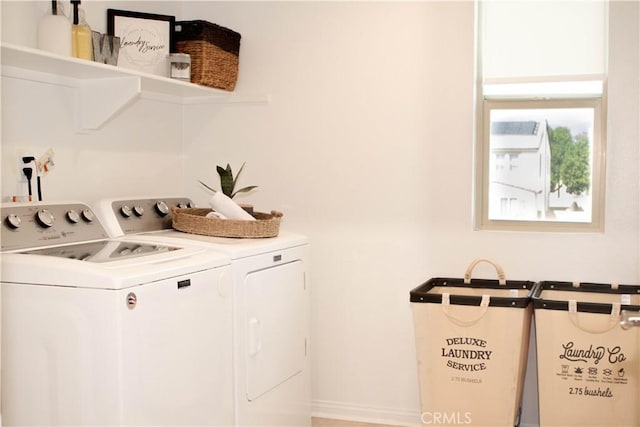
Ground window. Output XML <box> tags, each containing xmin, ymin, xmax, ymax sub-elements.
<box><xmin>475</xmin><ymin>1</ymin><xmax>608</xmax><ymax>232</ymax></box>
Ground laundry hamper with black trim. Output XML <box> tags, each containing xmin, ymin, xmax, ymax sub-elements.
<box><xmin>410</xmin><ymin>259</ymin><xmax>535</xmax><ymax>427</ymax></box>
<box><xmin>533</xmin><ymin>281</ymin><xmax>640</xmax><ymax>426</ymax></box>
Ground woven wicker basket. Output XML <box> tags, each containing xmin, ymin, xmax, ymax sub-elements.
<box><xmin>174</xmin><ymin>20</ymin><xmax>240</xmax><ymax>91</ymax></box>
<box><xmin>172</xmin><ymin>208</ymin><xmax>282</xmax><ymax>238</ymax></box>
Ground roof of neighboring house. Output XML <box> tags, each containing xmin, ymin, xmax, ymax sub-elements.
<box><xmin>491</xmin><ymin>121</ymin><xmax>539</xmax><ymax>135</ymax></box>
<box><xmin>490</xmin><ymin>120</ymin><xmax>545</xmax><ymax>151</ymax></box>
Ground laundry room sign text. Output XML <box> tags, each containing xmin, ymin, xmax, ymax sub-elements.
<box><xmin>559</xmin><ymin>341</ymin><xmax>626</xmax><ymax>364</ymax></box>
<box><xmin>555</xmin><ymin>340</ymin><xmax>630</xmax><ymax>400</ymax></box>
<box><xmin>441</xmin><ymin>337</ymin><xmax>492</xmax><ymax>372</ymax></box>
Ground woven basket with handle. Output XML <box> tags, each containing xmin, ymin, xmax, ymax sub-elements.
<box><xmin>174</xmin><ymin>20</ymin><xmax>240</xmax><ymax>91</ymax></box>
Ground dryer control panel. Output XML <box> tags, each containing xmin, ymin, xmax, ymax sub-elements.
<box><xmin>107</xmin><ymin>197</ymin><xmax>194</xmax><ymax>235</ymax></box>
<box><xmin>1</xmin><ymin>202</ymin><xmax>110</xmax><ymax>251</ymax></box>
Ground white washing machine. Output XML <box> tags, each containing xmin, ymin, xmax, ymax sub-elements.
<box><xmin>94</xmin><ymin>196</ymin><xmax>311</xmax><ymax>427</ymax></box>
<box><xmin>1</xmin><ymin>201</ymin><xmax>234</xmax><ymax>426</ymax></box>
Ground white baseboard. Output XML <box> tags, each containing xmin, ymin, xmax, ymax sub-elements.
<box><xmin>312</xmin><ymin>399</ymin><xmax>422</xmax><ymax>426</ymax></box>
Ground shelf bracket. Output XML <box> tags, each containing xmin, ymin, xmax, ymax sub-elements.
<box><xmin>74</xmin><ymin>76</ymin><xmax>141</xmax><ymax>132</ymax></box>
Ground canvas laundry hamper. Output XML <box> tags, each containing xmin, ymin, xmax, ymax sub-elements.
<box><xmin>410</xmin><ymin>259</ymin><xmax>535</xmax><ymax>427</ymax></box>
<box><xmin>533</xmin><ymin>281</ymin><xmax>640</xmax><ymax>427</ymax></box>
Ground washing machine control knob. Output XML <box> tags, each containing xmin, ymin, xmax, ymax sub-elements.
<box><xmin>66</xmin><ymin>209</ymin><xmax>80</xmax><ymax>224</ymax></box>
<box><xmin>81</xmin><ymin>209</ymin><xmax>95</xmax><ymax>222</ymax></box>
<box><xmin>5</xmin><ymin>213</ymin><xmax>22</xmax><ymax>229</ymax></box>
<box><xmin>176</xmin><ymin>201</ymin><xmax>195</xmax><ymax>209</ymax></box>
<box><xmin>155</xmin><ymin>201</ymin><xmax>170</xmax><ymax>216</ymax></box>
<box><xmin>35</xmin><ymin>209</ymin><xmax>55</xmax><ymax>228</ymax></box>
<box><xmin>120</xmin><ymin>205</ymin><xmax>132</xmax><ymax>218</ymax></box>
<box><xmin>133</xmin><ymin>205</ymin><xmax>145</xmax><ymax>217</ymax></box>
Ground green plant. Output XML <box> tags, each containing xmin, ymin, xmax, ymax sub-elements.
<box><xmin>199</xmin><ymin>162</ymin><xmax>258</xmax><ymax>199</ymax></box>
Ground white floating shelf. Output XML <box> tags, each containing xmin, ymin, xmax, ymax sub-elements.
<box><xmin>1</xmin><ymin>43</ymin><xmax>269</xmax><ymax>131</ymax></box>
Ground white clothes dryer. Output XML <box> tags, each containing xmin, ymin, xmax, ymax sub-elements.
<box><xmin>1</xmin><ymin>201</ymin><xmax>234</xmax><ymax>426</ymax></box>
<box><xmin>94</xmin><ymin>196</ymin><xmax>311</xmax><ymax>427</ymax></box>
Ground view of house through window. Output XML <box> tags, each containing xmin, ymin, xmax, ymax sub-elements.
<box><xmin>487</xmin><ymin>105</ymin><xmax>596</xmax><ymax>224</ymax></box>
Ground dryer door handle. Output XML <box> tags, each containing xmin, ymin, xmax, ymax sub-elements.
<box><xmin>248</xmin><ymin>317</ymin><xmax>262</xmax><ymax>357</ymax></box>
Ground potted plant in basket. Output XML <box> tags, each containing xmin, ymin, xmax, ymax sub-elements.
<box><xmin>199</xmin><ymin>162</ymin><xmax>258</xmax><ymax>215</ymax></box>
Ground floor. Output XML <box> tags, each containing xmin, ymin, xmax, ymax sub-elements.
<box><xmin>312</xmin><ymin>417</ymin><xmax>402</xmax><ymax>427</ymax></box>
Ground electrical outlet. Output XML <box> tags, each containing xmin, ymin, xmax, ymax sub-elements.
<box><xmin>16</xmin><ymin>164</ymin><xmax>26</xmax><ymax>183</ymax></box>
<box><xmin>15</xmin><ymin>149</ymin><xmax>35</xmax><ymax>182</ymax></box>
<box><xmin>16</xmin><ymin>149</ymin><xmax>36</xmax><ymax>203</ymax></box>
<box><xmin>20</xmin><ymin>156</ymin><xmax>36</xmax><ymax>175</ymax></box>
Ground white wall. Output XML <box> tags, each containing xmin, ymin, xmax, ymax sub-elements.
<box><xmin>181</xmin><ymin>1</ymin><xmax>640</xmax><ymax>426</ymax></box>
<box><xmin>1</xmin><ymin>1</ymin><xmax>187</xmax><ymax>205</ymax></box>
<box><xmin>2</xmin><ymin>1</ymin><xmax>639</xmax><ymax>426</ymax></box>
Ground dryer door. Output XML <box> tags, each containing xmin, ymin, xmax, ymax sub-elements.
<box><xmin>244</xmin><ymin>260</ymin><xmax>307</xmax><ymax>401</ymax></box>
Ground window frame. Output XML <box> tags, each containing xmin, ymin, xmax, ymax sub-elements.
<box><xmin>475</xmin><ymin>97</ymin><xmax>606</xmax><ymax>232</ymax></box>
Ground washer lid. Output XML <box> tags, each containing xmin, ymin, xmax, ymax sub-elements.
<box><xmin>1</xmin><ymin>239</ymin><xmax>230</xmax><ymax>290</ymax></box>
<box><xmin>21</xmin><ymin>239</ymin><xmax>180</xmax><ymax>263</ymax></box>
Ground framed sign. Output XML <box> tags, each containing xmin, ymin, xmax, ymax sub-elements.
<box><xmin>107</xmin><ymin>9</ymin><xmax>175</xmax><ymax>77</ymax></box>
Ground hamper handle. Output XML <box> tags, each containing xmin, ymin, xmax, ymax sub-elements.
<box><xmin>464</xmin><ymin>258</ymin><xmax>506</xmax><ymax>285</ymax></box>
<box><xmin>441</xmin><ymin>293</ymin><xmax>491</xmax><ymax>327</ymax></box>
<box><xmin>568</xmin><ymin>300</ymin><xmax>621</xmax><ymax>334</ymax></box>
